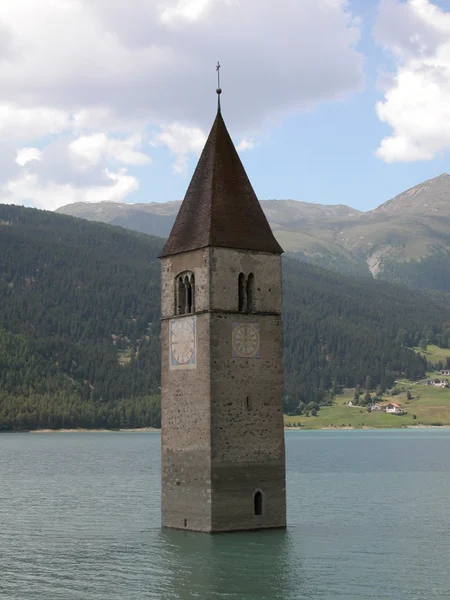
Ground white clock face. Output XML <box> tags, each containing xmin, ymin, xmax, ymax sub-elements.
<box><xmin>170</xmin><ymin>317</ymin><xmax>196</xmax><ymax>369</ymax></box>
<box><xmin>232</xmin><ymin>322</ymin><xmax>260</xmax><ymax>359</ymax></box>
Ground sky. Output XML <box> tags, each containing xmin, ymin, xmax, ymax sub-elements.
<box><xmin>0</xmin><ymin>0</ymin><xmax>450</xmax><ymax>213</ymax></box>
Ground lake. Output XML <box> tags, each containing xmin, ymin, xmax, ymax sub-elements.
<box><xmin>1</xmin><ymin>429</ymin><xmax>450</xmax><ymax>599</ymax></box>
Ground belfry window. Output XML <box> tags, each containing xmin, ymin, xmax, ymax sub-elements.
<box><xmin>177</xmin><ymin>277</ymin><xmax>186</xmax><ymax>315</ymax></box>
<box><xmin>246</xmin><ymin>273</ymin><xmax>255</xmax><ymax>312</ymax></box>
<box><xmin>238</xmin><ymin>272</ymin><xmax>246</xmax><ymax>312</ymax></box>
<box><xmin>185</xmin><ymin>276</ymin><xmax>192</xmax><ymax>313</ymax></box>
<box><xmin>254</xmin><ymin>491</ymin><xmax>263</xmax><ymax>516</ymax></box>
<box><xmin>238</xmin><ymin>272</ymin><xmax>255</xmax><ymax>313</ymax></box>
<box><xmin>176</xmin><ymin>271</ymin><xmax>195</xmax><ymax>315</ymax></box>
<box><xmin>190</xmin><ymin>274</ymin><xmax>195</xmax><ymax>313</ymax></box>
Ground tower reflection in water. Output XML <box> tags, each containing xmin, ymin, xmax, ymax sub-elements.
<box><xmin>160</xmin><ymin>528</ymin><xmax>297</xmax><ymax>600</ymax></box>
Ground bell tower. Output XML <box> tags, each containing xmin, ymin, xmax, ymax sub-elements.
<box><xmin>159</xmin><ymin>80</ymin><xmax>286</xmax><ymax>533</ymax></box>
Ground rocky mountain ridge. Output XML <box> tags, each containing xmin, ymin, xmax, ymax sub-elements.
<box><xmin>57</xmin><ymin>173</ymin><xmax>450</xmax><ymax>291</ymax></box>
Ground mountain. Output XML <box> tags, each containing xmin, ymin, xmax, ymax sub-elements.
<box><xmin>333</xmin><ymin>174</ymin><xmax>450</xmax><ymax>288</ymax></box>
<box><xmin>2</xmin><ymin>204</ymin><xmax>450</xmax><ymax>430</ymax></box>
<box><xmin>57</xmin><ymin>174</ymin><xmax>450</xmax><ymax>290</ymax></box>
<box><xmin>58</xmin><ymin>200</ymin><xmax>179</xmax><ymax>238</ymax></box>
<box><xmin>373</xmin><ymin>173</ymin><xmax>450</xmax><ymax>216</ymax></box>
<box><xmin>57</xmin><ymin>199</ymin><xmax>371</xmax><ymax>278</ymax></box>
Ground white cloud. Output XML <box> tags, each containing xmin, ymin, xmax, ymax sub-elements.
<box><xmin>374</xmin><ymin>0</ymin><xmax>450</xmax><ymax>162</ymax></box>
<box><xmin>0</xmin><ymin>0</ymin><xmax>364</xmax><ymax>209</ymax></box>
<box><xmin>237</xmin><ymin>138</ymin><xmax>255</xmax><ymax>152</ymax></box>
<box><xmin>0</xmin><ymin>0</ymin><xmax>363</xmax><ymax>129</ymax></box>
<box><xmin>0</xmin><ymin>170</ymin><xmax>139</xmax><ymax>212</ymax></box>
<box><xmin>69</xmin><ymin>134</ymin><xmax>151</xmax><ymax>167</ymax></box>
<box><xmin>16</xmin><ymin>147</ymin><xmax>41</xmax><ymax>166</ymax></box>
<box><xmin>155</xmin><ymin>123</ymin><xmax>207</xmax><ymax>174</ymax></box>
<box><xmin>0</xmin><ymin>105</ymin><xmax>70</xmax><ymax>142</ymax></box>
<box><xmin>160</xmin><ymin>0</ymin><xmax>218</xmax><ymax>25</ymax></box>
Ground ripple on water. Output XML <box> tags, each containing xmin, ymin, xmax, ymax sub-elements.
<box><xmin>1</xmin><ymin>430</ymin><xmax>450</xmax><ymax>599</ymax></box>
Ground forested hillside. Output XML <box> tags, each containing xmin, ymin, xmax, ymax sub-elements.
<box><xmin>377</xmin><ymin>249</ymin><xmax>450</xmax><ymax>293</ymax></box>
<box><xmin>0</xmin><ymin>205</ymin><xmax>161</xmax><ymax>430</ymax></box>
<box><xmin>283</xmin><ymin>258</ymin><xmax>450</xmax><ymax>412</ymax></box>
<box><xmin>1</xmin><ymin>204</ymin><xmax>450</xmax><ymax>429</ymax></box>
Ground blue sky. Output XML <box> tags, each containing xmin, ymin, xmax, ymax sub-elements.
<box><xmin>139</xmin><ymin>0</ymin><xmax>450</xmax><ymax>211</ymax></box>
<box><xmin>0</xmin><ymin>0</ymin><xmax>449</xmax><ymax>212</ymax></box>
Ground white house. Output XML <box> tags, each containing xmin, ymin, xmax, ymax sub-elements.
<box><xmin>386</xmin><ymin>402</ymin><xmax>403</xmax><ymax>414</ymax></box>
<box><xmin>370</xmin><ymin>404</ymin><xmax>383</xmax><ymax>412</ymax></box>
<box><xmin>428</xmin><ymin>378</ymin><xmax>448</xmax><ymax>388</ymax></box>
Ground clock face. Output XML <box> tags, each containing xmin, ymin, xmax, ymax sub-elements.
<box><xmin>170</xmin><ymin>317</ymin><xmax>196</xmax><ymax>369</ymax></box>
<box><xmin>232</xmin><ymin>322</ymin><xmax>261</xmax><ymax>359</ymax></box>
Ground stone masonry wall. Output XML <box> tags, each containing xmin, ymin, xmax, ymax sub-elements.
<box><xmin>209</xmin><ymin>248</ymin><xmax>282</xmax><ymax>313</ymax></box>
<box><xmin>160</xmin><ymin>251</ymin><xmax>212</xmax><ymax>531</ymax></box>
<box><xmin>160</xmin><ymin>248</ymin><xmax>286</xmax><ymax>532</ymax></box>
<box><xmin>161</xmin><ymin>248</ymin><xmax>209</xmax><ymax>318</ymax></box>
<box><xmin>209</xmin><ymin>249</ymin><xmax>286</xmax><ymax>531</ymax></box>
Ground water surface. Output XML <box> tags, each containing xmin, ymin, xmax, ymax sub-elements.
<box><xmin>1</xmin><ymin>429</ymin><xmax>450</xmax><ymax>599</ymax></box>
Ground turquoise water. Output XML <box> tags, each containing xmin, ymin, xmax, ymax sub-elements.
<box><xmin>1</xmin><ymin>429</ymin><xmax>450</xmax><ymax>599</ymax></box>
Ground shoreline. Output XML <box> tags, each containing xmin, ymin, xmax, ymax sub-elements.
<box><xmin>0</xmin><ymin>427</ymin><xmax>160</xmax><ymax>434</ymax></box>
<box><xmin>31</xmin><ymin>427</ymin><xmax>161</xmax><ymax>433</ymax></box>
<box><xmin>2</xmin><ymin>425</ymin><xmax>450</xmax><ymax>433</ymax></box>
<box><xmin>286</xmin><ymin>424</ymin><xmax>450</xmax><ymax>431</ymax></box>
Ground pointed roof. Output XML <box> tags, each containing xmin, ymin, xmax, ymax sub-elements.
<box><xmin>159</xmin><ymin>111</ymin><xmax>283</xmax><ymax>257</ymax></box>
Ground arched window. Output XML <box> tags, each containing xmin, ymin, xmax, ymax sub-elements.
<box><xmin>184</xmin><ymin>275</ymin><xmax>192</xmax><ymax>314</ymax></box>
<box><xmin>238</xmin><ymin>272</ymin><xmax>246</xmax><ymax>312</ymax></box>
<box><xmin>190</xmin><ymin>274</ymin><xmax>195</xmax><ymax>314</ymax></box>
<box><xmin>176</xmin><ymin>271</ymin><xmax>195</xmax><ymax>315</ymax></box>
<box><xmin>177</xmin><ymin>277</ymin><xmax>186</xmax><ymax>315</ymax></box>
<box><xmin>254</xmin><ymin>490</ymin><xmax>263</xmax><ymax>516</ymax></box>
<box><xmin>246</xmin><ymin>273</ymin><xmax>255</xmax><ymax>313</ymax></box>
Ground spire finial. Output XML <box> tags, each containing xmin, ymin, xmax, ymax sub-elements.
<box><xmin>216</xmin><ymin>61</ymin><xmax>222</xmax><ymax>112</ymax></box>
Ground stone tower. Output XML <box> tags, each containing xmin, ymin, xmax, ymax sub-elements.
<box><xmin>159</xmin><ymin>101</ymin><xmax>286</xmax><ymax>533</ymax></box>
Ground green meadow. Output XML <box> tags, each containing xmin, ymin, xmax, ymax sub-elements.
<box><xmin>414</xmin><ymin>344</ymin><xmax>450</xmax><ymax>366</ymax></box>
<box><xmin>285</xmin><ymin>382</ymin><xmax>450</xmax><ymax>429</ymax></box>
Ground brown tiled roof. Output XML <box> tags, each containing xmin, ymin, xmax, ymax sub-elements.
<box><xmin>159</xmin><ymin>111</ymin><xmax>283</xmax><ymax>257</ymax></box>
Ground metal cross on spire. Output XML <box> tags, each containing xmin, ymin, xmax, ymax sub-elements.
<box><xmin>216</xmin><ymin>61</ymin><xmax>222</xmax><ymax>112</ymax></box>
